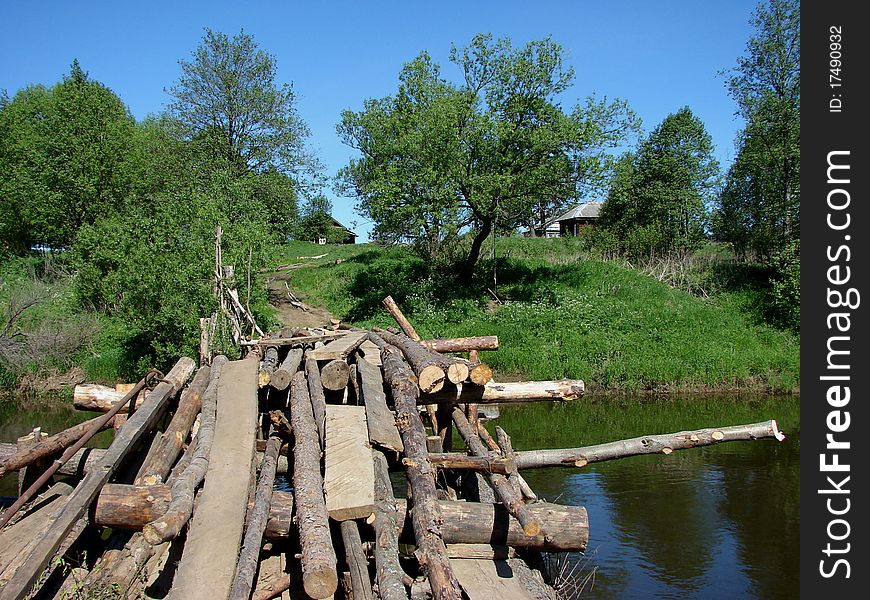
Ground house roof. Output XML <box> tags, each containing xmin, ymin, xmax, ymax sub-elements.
<box><xmin>553</xmin><ymin>201</ymin><xmax>602</xmax><ymax>222</ymax></box>
<box><xmin>329</xmin><ymin>216</ymin><xmax>357</xmax><ymax>237</ymax></box>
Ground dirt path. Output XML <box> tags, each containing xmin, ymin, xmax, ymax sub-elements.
<box><xmin>265</xmin><ymin>270</ymin><xmax>337</xmax><ymax>330</ymax></box>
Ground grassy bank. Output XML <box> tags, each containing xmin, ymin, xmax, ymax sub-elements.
<box><xmin>273</xmin><ymin>239</ymin><xmax>799</xmax><ymax>394</ymax></box>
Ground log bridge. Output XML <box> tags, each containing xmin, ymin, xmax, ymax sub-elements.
<box><xmin>0</xmin><ymin>297</ymin><xmax>785</xmax><ymax>600</ymax></box>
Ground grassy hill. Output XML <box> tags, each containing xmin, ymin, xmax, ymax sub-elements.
<box><xmin>272</xmin><ymin>239</ymin><xmax>799</xmax><ymax>394</ymax></box>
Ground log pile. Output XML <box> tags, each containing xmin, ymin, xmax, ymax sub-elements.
<box><xmin>0</xmin><ymin>295</ymin><xmax>787</xmax><ymax>600</ymax></box>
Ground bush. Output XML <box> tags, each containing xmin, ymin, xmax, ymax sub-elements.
<box><xmin>769</xmin><ymin>239</ymin><xmax>799</xmax><ymax>330</ymax></box>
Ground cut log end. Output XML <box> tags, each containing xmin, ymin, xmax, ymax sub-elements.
<box><xmin>418</xmin><ymin>365</ymin><xmax>446</xmax><ymax>394</ymax></box>
<box><xmin>522</xmin><ymin>521</ymin><xmax>542</xmax><ymax>537</ymax></box>
<box><xmin>303</xmin><ymin>569</ymin><xmax>339</xmax><ymax>600</ymax></box>
<box><xmin>446</xmin><ymin>363</ymin><xmax>470</xmax><ymax>385</ymax></box>
<box><xmin>258</xmin><ymin>372</ymin><xmax>271</xmax><ymax>388</ymax></box>
<box><xmin>771</xmin><ymin>420</ymin><xmax>786</xmax><ymax>442</ymax></box>
<box><xmin>468</xmin><ymin>364</ymin><xmax>493</xmax><ymax>387</ymax></box>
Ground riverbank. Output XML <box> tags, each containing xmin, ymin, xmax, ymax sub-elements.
<box><xmin>271</xmin><ymin>239</ymin><xmax>799</xmax><ymax>395</ymax></box>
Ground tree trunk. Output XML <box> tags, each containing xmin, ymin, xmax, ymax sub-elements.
<box><xmin>419</xmin><ymin>337</ymin><xmax>499</xmax><ymax>353</ymax></box>
<box><xmin>373</xmin><ymin>329</ymin><xmax>447</xmax><ymax>394</ymax></box>
<box><xmin>382</xmin><ymin>295</ymin><xmax>421</xmax><ymax>340</ymax></box>
<box><xmin>422</xmin><ymin>379</ymin><xmax>585</xmax><ymax>403</ymax></box>
<box><xmin>290</xmin><ymin>370</ymin><xmax>338</xmax><ymax>599</ymax></box>
<box><xmin>380</xmin><ymin>343</ymin><xmax>462</xmax><ymax>600</ymax></box>
<box><xmin>459</xmin><ymin>219</ymin><xmax>492</xmax><ymax>283</ymax></box>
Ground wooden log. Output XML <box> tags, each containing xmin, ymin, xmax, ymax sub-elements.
<box><xmin>15</xmin><ymin>429</ymin><xmax>48</xmax><ymax>496</ymax></box>
<box><xmin>271</xmin><ymin>347</ymin><xmax>303</xmax><ymax>391</ymax></box>
<box><xmin>514</xmin><ymin>419</ymin><xmax>787</xmax><ymax>468</ymax></box>
<box><xmin>240</xmin><ymin>331</ymin><xmax>347</xmax><ymax>346</ymax></box>
<box><xmin>258</xmin><ymin>343</ymin><xmax>281</xmax><ymax>388</ymax></box>
<box><xmin>356</xmin><ymin>355</ymin><xmax>403</xmax><ymax>452</ymax></box>
<box><xmin>171</xmin><ymin>358</ymin><xmax>259</xmax><ymax>600</ymax></box>
<box><xmin>422</xmin><ymin>379</ymin><xmax>585</xmax><ymax>403</ymax></box>
<box><xmin>324</xmin><ymin>405</ymin><xmax>376</xmax><ymax>521</ymax></box>
<box><xmin>495</xmin><ymin>426</ymin><xmax>537</xmax><ymax>502</ymax></box>
<box><xmin>321</xmin><ymin>358</ymin><xmax>350</xmax><ymax>392</ymax></box>
<box><xmin>340</xmin><ymin>520</ymin><xmax>375</xmax><ymax>600</ymax></box>
<box><xmin>380</xmin><ymin>343</ymin><xmax>462</xmax><ymax>600</ymax></box>
<box><xmin>382</xmin><ymin>295</ymin><xmax>420</xmax><ymax>340</ymax></box>
<box><xmin>142</xmin><ymin>356</ymin><xmax>228</xmax><ymax>545</ymax></box>
<box><xmin>305</xmin><ymin>355</ymin><xmax>328</xmax><ymax>450</ymax></box>
<box><xmin>452</xmin><ymin>408</ymin><xmax>541</xmax><ymax>537</ymax></box>
<box><xmin>94</xmin><ymin>485</ymin><xmax>588</xmax><ymax>552</ymax></box>
<box><xmin>72</xmin><ymin>383</ymin><xmax>130</xmax><ymax>411</ymax></box>
<box><xmin>419</xmin><ymin>337</ymin><xmax>499</xmax><ymax>353</ymax></box>
<box><xmin>290</xmin><ymin>370</ymin><xmax>338</xmax><ymax>599</ymax></box>
<box><xmin>229</xmin><ymin>431</ymin><xmax>283</xmax><ymax>600</ymax></box>
<box><xmin>374</xmin><ymin>330</ymin><xmax>446</xmax><ymax>394</ymax></box>
<box><xmin>0</xmin><ymin>414</ymin><xmax>118</xmax><ymax>479</ymax></box>
<box><xmin>252</xmin><ymin>574</ymin><xmax>293</xmax><ymax>600</ymax></box>
<box><xmin>0</xmin><ymin>357</ymin><xmax>196</xmax><ymax>600</ymax></box>
<box><xmin>307</xmin><ymin>330</ymin><xmax>368</xmax><ymax>361</ymax></box>
<box><xmin>428</xmin><ymin>453</ymin><xmax>514</xmax><ymax>475</ymax></box>
<box><xmin>133</xmin><ymin>365</ymin><xmax>211</xmax><ymax>486</ymax></box>
<box><xmin>372</xmin><ymin>451</ymin><xmax>409</xmax><ymax>600</ymax></box>
<box><xmin>445</xmin><ymin>545</ymin><xmax>515</xmax><ymax>560</ymax></box>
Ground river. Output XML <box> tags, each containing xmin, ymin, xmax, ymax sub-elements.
<box><xmin>1</xmin><ymin>393</ymin><xmax>799</xmax><ymax>599</ymax></box>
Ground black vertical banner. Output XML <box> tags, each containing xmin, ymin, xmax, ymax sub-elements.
<box><xmin>801</xmin><ymin>0</ymin><xmax>869</xmax><ymax>597</ymax></box>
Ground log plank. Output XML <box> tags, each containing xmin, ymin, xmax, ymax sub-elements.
<box><xmin>324</xmin><ymin>405</ymin><xmax>376</xmax><ymax>521</ymax></box>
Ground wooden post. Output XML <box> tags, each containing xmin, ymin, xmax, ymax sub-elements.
<box><xmin>0</xmin><ymin>357</ymin><xmax>196</xmax><ymax>600</ymax></box>
<box><xmin>380</xmin><ymin>343</ymin><xmax>462</xmax><ymax>600</ymax></box>
<box><xmin>290</xmin><ymin>371</ymin><xmax>338</xmax><ymax>599</ymax></box>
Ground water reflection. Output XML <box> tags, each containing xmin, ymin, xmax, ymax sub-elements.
<box><xmin>491</xmin><ymin>395</ymin><xmax>799</xmax><ymax>600</ymax></box>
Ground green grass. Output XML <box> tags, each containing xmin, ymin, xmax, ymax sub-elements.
<box><xmin>277</xmin><ymin>239</ymin><xmax>799</xmax><ymax>393</ymax></box>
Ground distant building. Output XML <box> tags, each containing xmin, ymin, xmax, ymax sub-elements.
<box><xmin>316</xmin><ymin>217</ymin><xmax>357</xmax><ymax>245</ymax></box>
<box><xmin>527</xmin><ymin>201</ymin><xmax>602</xmax><ymax>237</ymax></box>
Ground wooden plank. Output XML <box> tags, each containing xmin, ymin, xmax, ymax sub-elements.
<box><xmin>170</xmin><ymin>358</ymin><xmax>259</xmax><ymax>600</ymax></box>
<box><xmin>241</xmin><ymin>331</ymin><xmax>347</xmax><ymax>347</ymax></box>
<box><xmin>356</xmin><ymin>357</ymin><xmax>403</xmax><ymax>452</ymax></box>
<box><xmin>323</xmin><ymin>405</ymin><xmax>376</xmax><ymax>521</ymax></box>
<box><xmin>307</xmin><ymin>331</ymin><xmax>368</xmax><ymax>361</ymax></box>
<box><xmin>0</xmin><ymin>358</ymin><xmax>196</xmax><ymax>600</ymax></box>
<box><xmin>450</xmin><ymin>559</ymin><xmax>533</xmax><ymax>600</ymax></box>
<box><xmin>358</xmin><ymin>339</ymin><xmax>382</xmax><ymax>366</ymax></box>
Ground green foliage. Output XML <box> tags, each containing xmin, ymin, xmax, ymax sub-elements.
<box><xmin>168</xmin><ymin>28</ymin><xmax>310</xmax><ymax>177</ymax></box>
<box><xmin>599</xmin><ymin>107</ymin><xmax>719</xmax><ymax>258</ymax></box>
<box><xmin>769</xmin><ymin>238</ymin><xmax>799</xmax><ymax>330</ymax></box>
<box><xmin>338</xmin><ymin>33</ymin><xmax>639</xmax><ymax>279</ymax></box>
<box><xmin>294</xmin><ymin>195</ymin><xmax>340</xmax><ymax>242</ymax></box>
<box><xmin>0</xmin><ymin>61</ymin><xmax>135</xmax><ymax>252</ymax></box>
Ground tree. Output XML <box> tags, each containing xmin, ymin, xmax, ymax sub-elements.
<box><xmin>0</xmin><ymin>61</ymin><xmax>135</xmax><ymax>251</ymax></box>
<box><xmin>599</xmin><ymin>107</ymin><xmax>719</xmax><ymax>255</ymax></box>
<box><xmin>338</xmin><ymin>34</ymin><xmax>638</xmax><ymax>280</ymax></box>
<box><xmin>715</xmin><ymin>0</ymin><xmax>799</xmax><ymax>259</ymax></box>
<box><xmin>295</xmin><ymin>195</ymin><xmax>337</xmax><ymax>242</ymax></box>
<box><xmin>168</xmin><ymin>28</ymin><xmax>309</xmax><ymax>177</ymax></box>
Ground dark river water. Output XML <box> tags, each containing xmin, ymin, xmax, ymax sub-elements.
<box><xmin>1</xmin><ymin>394</ymin><xmax>799</xmax><ymax>599</ymax></box>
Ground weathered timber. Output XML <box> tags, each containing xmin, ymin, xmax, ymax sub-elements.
<box><xmin>321</xmin><ymin>358</ymin><xmax>350</xmax><ymax>391</ymax></box>
<box><xmin>428</xmin><ymin>453</ymin><xmax>515</xmax><ymax>475</ymax></box>
<box><xmin>445</xmin><ymin>544</ymin><xmax>515</xmax><ymax>560</ymax></box>
<box><xmin>374</xmin><ymin>329</ymin><xmax>446</xmax><ymax>394</ymax></box>
<box><xmin>358</xmin><ymin>339</ymin><xmax>382</xmax><ymax>366</ymax></box>
<box><xmin>15</xmin><ymin>429</ymin><xmax>47</xmax><ymax>497</ymax></box>
<box><xmin>340</xmin><ymin>520</ymin><xmax>375</xmax><ymax>600</ymax></box>
<box><xmin>422</xmin><ymin>379</ymin><xmax>585</xmax><ymax>404</ymax></box>
<box><xmin>252</xmin><ymin>574</ymin><xmax>293</xmax><ymax>600</ymax></box>
<box><xmin>258</xmin><ymin>343</ymin><xmax>281</xmax><ymax>388</ymax></box>
<box><xmin>466</xmin><ymin>350</ymin><xmax>481</xmax><ymax>433</ymax></box>
<box><xmin>270</xmin><ymin>347</ymin><xmax>303</xmax><ymax>390</ymax></box>
<box><xmin>382</xmin><ymin>295</ymin><xmax>420</xmax><ymax>340</ymax></box>
<box><xmin>0</xmin><ymin>357</ymin><xmax>195</xmax><ymax>600</ymax></box>
<box><xmin>495</xmin><ymin>426</ymin><xmax>537</xmax><ymax>502</ymax></box>
<box><xmin>229</xmin><ymin>431</ymin><xmax>283</xmax><ymax>600</ymax></box>
<box><xmin>381</xmin><ymin>343</ymin><xmax>462</xmax><ymax>600</ymax></box>
<box><xmin>419</xmin><ymin>336</ymin><xmax>499</xmax><ymax>353</ymax></box>
<box><xmin>307</xmin><ymin>330</ymin><xmax>368</xmax><ymax>361</ymax></box>
<box><xmin>240</xmin><ymin>331</ymin><xmax>347</xmax><ymax>346</ymax></box>
<box><xmin>142</xmin><ymin>355</ymin><xmax>227</xmax><ymax>545</ymax></box>
<box><xmin>134</xmin><ymin>365</ymin><xmax>211</xmax><ymax>486</ymax></box>
<box><xmin>452</xmin><ymin>408</ymin><xmax>541</xmax><ymax>537</ymax></box>
<box><xmin>305</xmin><ymin>355</ymin><xmax>328</xmax><ymax>450</ymax></box>
<box><xmin>72</xmin><ymin>383</ymin><xmax>135</xmax><ymax>412</ymax></box>
<box><xmin>356</xmin><ymin>355</ymin><xmax>404</xmax><ymax>452</ymax></box>
<box><xmin>372</xmin><ymin>451</ymin><xmax>409</xmax><ymax>600</ymax></box>
<box><xmin>450</xmin><ymin>559</ymin><xmax>534</xmax><ymax>600</ymax></box>
<box><xmin>170</xmin><ymin>358</ymin><xmax>259</xmax><ymax>600</ymax></box>
<box><xmin>269</xmin><ymin>410</ymin><xmax>293</xmax><ymax>441</ymax></box>
<box><xmin>0</xmin><ymin>414</ymin><xmax>116</xmax><ymax>478</ymax></box>
<box><xmin>290</xmin><ymin>370</ymin><xmax>338</xmax><ymax>599</ymax></box>
<box><xmin>324</xmin><ymin>405</ymin><xmax>376</xmax><ymax>521</ymax></box>
<box><xmin>94</xmin><ymin>486</ymin><xmax>588</xmax><ymax>552</ymax></box>
<box><xmin>514</xmin><ymin>419</ymin><xmax>786</xmax><ymax>469</ymax></box>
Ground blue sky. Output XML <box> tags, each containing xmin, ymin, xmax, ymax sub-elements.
<box><xmin>1</xmin><ymin>1</ymin><xmax>758</xmax><ymax>241</ymax></box>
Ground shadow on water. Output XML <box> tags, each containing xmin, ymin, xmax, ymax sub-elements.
<box><xmin>488</xmin><ymin>394</ymin><xmax>799</xmax><ymax>600</ymax></box>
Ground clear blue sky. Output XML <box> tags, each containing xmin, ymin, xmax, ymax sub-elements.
<box><xmin>1</xmin><ymin>1</ymin><xmax>758</xmax><ymax>242</ymax></box>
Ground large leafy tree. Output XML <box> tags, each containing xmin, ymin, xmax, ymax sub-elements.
<box><xmin>338</xmin><ymin>33</ymin><xmax>638</xmax><ymax>279</ymax></box>
<box><xmin>0</xmin><ymin>61</ymin><xmax>135</xmax><ymax>251</ymax></box>
<box><xmin>600</xmin><ymin>107</ymin><xmax>719</xmax><ymax>255</ymax></box>
<box><xmin>168</xmin><ymin>28</ymin><xmax>309</xmax><ymax>177</ymax></box>
<box><xmin>715</xmin><ymin>0</ymin><xmax>799</xmax><ymax>260</ymax></box>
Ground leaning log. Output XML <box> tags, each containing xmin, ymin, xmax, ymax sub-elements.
<box><xmin>94</xmin><ymin>485</ymin><xmax>589</xmax><ymax>552</ymax></box>
<box><xmin>419</xmin><ymin>336</ymin><xmax>499</xmax><ymax>353</ymax></box>
<box><xmin>381</xmin><ymin>343</ymin><xmax>462</xmax><ymax>600</ymax></box>
<box><xmin>290</xmin><ymin>370</ymin><xmax>338</xmax><ymax>599</ymax></box>
<box><xmin>382</xmin><ymin>295</ymin><xmax>420</xmax><ymax>340</ymax></box>
<box><xmin>142</xmin><ymin>356</ymin><xmax>227</xmax><ymax>545</ymax></box>
<box><xmin>0</xmin><ymin>357</ymin><xmax>196</xmax><ymax>600</ymax></box>
<box><xmin>452</xmin><ymin>408</ymin><xmax>541</xmax><ymax>537</ymax></box>
<box><xmin>374</xmin><ymin>329</ymin><xmax>447</xmax><ymax>394</ymax></box>
<box><xmin>270</xmin><ymin>347</ymin><xmax>303</xmax><ymax>391</ymax></box>
<box><xmin>372</xmin><ymin>451</ymin><xmax>409</xmax><ymax>600</ymax></box>
<box><xmin>0</xmin><ymin>414</ymin><xmax>116</xmax><ymax>478</ymax></box>
<box><xmin>422</xmin><ymin>379</ymin><xmax>585</xmax><ymax>403</ymax></box>
<box><xmin>134</xmin><ymin>365</ymin><xmax>211</xmax><ymax>486</ymax></box>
